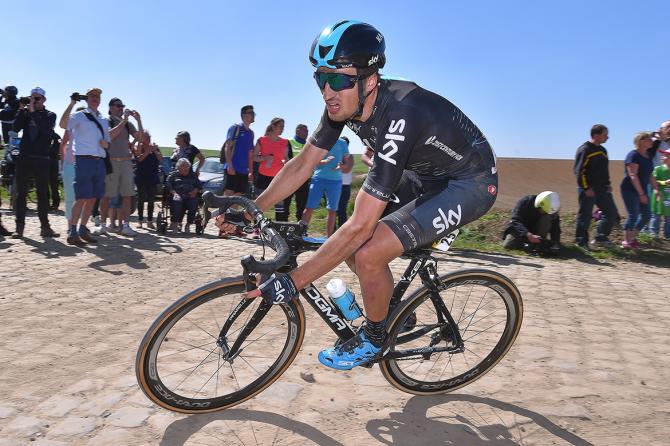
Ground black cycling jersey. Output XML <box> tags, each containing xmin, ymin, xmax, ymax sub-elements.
<box><xmin>309</xmin><ymin>78</ymin><xmax>497</xmax><ymax>202</ymax></box>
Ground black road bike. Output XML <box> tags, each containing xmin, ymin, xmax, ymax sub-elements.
<box><xmin>135</xmin><ymin>193</ymin><xmax>523</xmax><ymax>413</ymax></box>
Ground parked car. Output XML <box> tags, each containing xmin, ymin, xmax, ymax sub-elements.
<box><xmin>193</xmin><ymin>157</ymin><xmax>226</xmax><ymax>194</ymax></box>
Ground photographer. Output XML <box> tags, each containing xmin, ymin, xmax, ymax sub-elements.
<box><xmin>59</xmin><ymin>88</ymin><xmax>110</xmax><ymax>245</ymax></box>
<box><xmin>95</xmin><ymin>97</ymin><xmax>143</xmax><ymax>237</ymax></box>
<box><xmin>0</xmin><ymin>85</ymin><xmax>19</xmax><ymax>146</ymax></box>
<box><xmin>11</xmin><ymin>87</ymin><xmax>59</xmax><ymax>238</ymax></box>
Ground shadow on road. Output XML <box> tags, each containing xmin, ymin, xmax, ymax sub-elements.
<box><xmin>160</xmin><ymin>408</ymin><xmax>344</xmax><ymax>446</ymax></box>
<box><xmin>367</xmin><ymin>394</ymin><xmax>593</xmax><ymax>446</ymax></box>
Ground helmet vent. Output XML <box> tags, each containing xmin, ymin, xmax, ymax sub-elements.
<box><xmin>332</xmin><ymin>20</ymin><xmax>348</xmax><ymax>30</ymax></box>
<box><xmin>319</xmin><ymin>45</ymin><xmax>333</xmax><ymax>58</ymax></box>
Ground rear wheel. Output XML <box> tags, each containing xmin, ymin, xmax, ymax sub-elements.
<box><xmin>136</xmin><ymin>278</ymin><xmax>306</xmax><ymax>413</ymax></box>
<box><xmin>380</xmin><ymin>269</ymin><xmax>523</xmax><ymax>395</ymax></box>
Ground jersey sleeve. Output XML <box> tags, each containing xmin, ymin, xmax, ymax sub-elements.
<box><xmin>361</xmin><ymin>107</ymin><xmax>420</xmax><ymax>201</ymax></box>
<box><xmin>308</xmin><ymin>108</ymin><xmax>345</xmax><ymax>150</ymax></box>
<box><xmin>226</xmin><ymin>125</ymin><xmax>238</xmax><ymax>141</ymax></box>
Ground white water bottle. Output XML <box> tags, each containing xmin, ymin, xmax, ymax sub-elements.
<box><xmin>326</xmin><ymin>278</ymin><xmax>363</xmax><ymax>321</ymax></box>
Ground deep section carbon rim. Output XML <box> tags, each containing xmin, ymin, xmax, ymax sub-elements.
<box><xmin>137</xmin><ymin>280</ymin><xmax>305</xmax><ymax>412</ymax></box>
<box><xmin>381</xmin><ymin>271</ymin><xmax>522</xmax><ymax>394</ymax></box>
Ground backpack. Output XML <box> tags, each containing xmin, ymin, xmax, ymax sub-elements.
<box><xmin>220</xmin><ymin>125</ymin><xmax>241</xmax><ymax>165</ymax></box>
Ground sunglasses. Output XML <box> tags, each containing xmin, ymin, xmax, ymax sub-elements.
<box><xmin>113</xmin><ymin>104</ymin><xmax>125</xmax><ymax>108</ymax></box>
<box><xmin>243</xmin><ymin>110</ymin><xmax>255</xmax><ymax>115</ymax></box>
<box><xmin>31</xmin><ymin>96</ymin><xmax>44</xmax><ymax>101</ymax></box>
<box><xmin>314</xmin><ymin>72</ymin><xmax>363</xmax><ymax>91</ymax></box>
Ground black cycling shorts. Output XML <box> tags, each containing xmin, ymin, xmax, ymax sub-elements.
<box><xmin>380</xmin><ymin>170</ymin><xmax>498</xmax><ymax>252</ymax></box>
<box><xmin>225</xmin><ymin>173</ymin><xmax>249</xmax><ymax>194</ymax></box>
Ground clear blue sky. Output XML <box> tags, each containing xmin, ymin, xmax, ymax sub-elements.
<box><xmin>5</xmin><ymin>0</ymin><xmax>666</xmax><ymax>159</ymax></box>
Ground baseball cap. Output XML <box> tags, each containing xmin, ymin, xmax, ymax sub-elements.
<box><xmin>109</xmin><ymin>97</ymin><xmax>125</xmax><ymax>107</ymax></box>
<box><xmin>86</xmin><ymin>87</ymin><xmax>103</xmax><ymax>96</ymax></box>
<box><xmin>30</xmin><ymin>87</ymin><xmax>46</xmax><ymax>97</ymax></box>
<box><xmin>241</xmin><ymin>105</ymin><xmax>254</xmax><ymax>114</ymax></box>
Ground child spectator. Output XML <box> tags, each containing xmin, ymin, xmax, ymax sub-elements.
<box><xmin>650</xmin><ymin>149</ymin><xmax>670</xmax><ymax>238</ymax></box>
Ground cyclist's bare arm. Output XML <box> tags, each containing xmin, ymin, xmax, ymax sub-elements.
<box><xmin>290</xmin><ymin>192</ymin><xmax>387</xmax><ymax>288</ymax></box>
<box><xmin>255</xmin><ymin>141</ymin><xmax>326</xmax><ymax>211</ymax></box>
<box><xmin>247</xmin><ymin>190</ymin><xmax>388</xmax><ymax>298</ymax></box>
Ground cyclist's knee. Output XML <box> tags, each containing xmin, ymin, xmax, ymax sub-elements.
<box><xmin>354</xmin><ymin>241</ymin><xmax>389</xmax><ymax>275</ymax></box>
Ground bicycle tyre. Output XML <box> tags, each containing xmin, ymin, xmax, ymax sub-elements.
<box><xmin>136</xmin><ymin>277</ymin><xmax>306</xmax><ymax>413</ymax></box>
<box><xmin>380</xmin><ymin>269</ymin><xmax>523</xmax><ymax>395</ymax></box>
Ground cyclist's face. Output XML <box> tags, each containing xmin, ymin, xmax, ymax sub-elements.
<box><xmin>318</xmin><ymin>67</ymin><xmax>359</xmax><ymax>122</ymax></box>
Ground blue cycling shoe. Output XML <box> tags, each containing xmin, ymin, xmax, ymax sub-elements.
<box><xmin>318</xmin><ymin>331</ymin><xmax>381</xmax><ymax>370</ymax></box>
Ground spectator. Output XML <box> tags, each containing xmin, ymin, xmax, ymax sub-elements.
<box><xmin>573</xmin><ymin>124</ymin><xmax>619</xmax><ymax>249</ymax></box>
<box><xmin>11</xmin><ymin>87</ymin><xmax>59</xmax><ymax>238</ymax></box>
<box><xmin>59</xmin><ymin>106</ymin><xmax>85</xmax><ymax>232</ymax></box>
<box><xmin>650</xmin><ymin>149</ymin><xmax>670</xmax><ymax>239</ymax></box>
<box><xmin>620</xmin><ymin>132</ymin><xmax>660</xmax><ymax>249</ymax></box>
<box><xmin>96</xmin><ymin>98</ymin><xmax>143</xmax><ymax>237</ymax></box>
<box><xmin>171</xmin><ymin>130</ymin><xmax>204</xmax><ymax>171</ymax></box>
<box><xmin>647</xmin><ymin>120</ymin><xmax>670</xmax><ymax>234</ymax></box>
<box><xmin>167</xmin><ymin>158</ymin><xmax>202</xmax><ymax>233</ymax></box>
<box><xmin>650</xmin><ymin>120</ymin><xmax>670</xmax><ymax>167</ymax></box>
<box><xmin>286</xmin><ymin>124</ymin><xmax>311</xmax><ymax>220</ymax></box>
<box><xmin>0</xmin><ymin>85</ymin><xmax>19</xmax><ymax>145</ymax></box>
<box><xmin>135</xmin><ymin>130</ymin><xmax>163</xmax><ymax>229</ymax></box>
<box><xmin>222</xmin><ymin>105</ymin><xmax>255</xmax><ymax>197</ymax></box>
<box><xmin>252</xmin><ymin>118</ymin><xmax>289</xmax><ymax>221</ymax></box>
<box><xmin>502</xmin><ymin>191</ymin><xmax>561</xmax><ymax>254</ymax></box>
<box><xmin>48</xmin><ymin>131</ymin><xmax>61</xmax><ymax>211</ymax></box>
<box><xmin>301</xmin><ymin>136</ymin><xmax>350</xmax><ymax>236</ymax></box>
<box><xmin>336</xmin><ymin>136</ymin><xmax>354</xmax><ymax>228</ymax></box>
<box><xmin>0</xmin><ymin>87</ymin><xmax>20</xmax><ymax>234</ymax></box>
<box><xmin>59</xmin><ymin>88</ymin><xmax>111</xmax><ymax>246</ymax></box>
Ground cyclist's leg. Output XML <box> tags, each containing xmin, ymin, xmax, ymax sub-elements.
<box><xmin>353</xmin><ymin>223</ymin><xmax>405</xmax><ymax>321</ymax></box>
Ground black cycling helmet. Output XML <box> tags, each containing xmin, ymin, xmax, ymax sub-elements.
<box><xmin>4</xmin><ymin>85</ymin><xmax>18</xmax><ymax>96</ymax></box>
<box><xmin>309</xmin><ymin>20</ymin><xmax>385</xmax><ymax>72</ymax></box>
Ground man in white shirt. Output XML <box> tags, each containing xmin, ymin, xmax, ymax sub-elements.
<box><xmin>59</xmin><ymin>88</ymin><xmax>111</xmax><ymax>245</ymax></box>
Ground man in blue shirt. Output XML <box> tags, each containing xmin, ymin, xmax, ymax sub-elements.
<box><xmin>301</xmin><ymin>137</ymin><xmax>350</xmax><ymax>236</ymax></box>
<box><xmin>222</xmin><ymin>105</ymin><xmax>255</xmax><ymax>197</ymax></box>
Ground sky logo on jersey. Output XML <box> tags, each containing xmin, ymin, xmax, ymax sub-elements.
<box><xmin>433</xmin><ymin>205</ymin><xmax>462</xmax><ymax>235</ymax></box>
<box><xmin>378</xmin><ymin>119</ymin><xmax>406</xmax><ymax>166</ymax></box>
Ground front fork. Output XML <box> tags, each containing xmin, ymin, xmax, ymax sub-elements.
<box><xmin>216</xmin><ymin>258</ymin><xmax>290</xmax><ymax>362</ymax></box>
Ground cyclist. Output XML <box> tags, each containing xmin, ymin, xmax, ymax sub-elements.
<box><xmin>218</xmin><ymin>20</ymin><xmax>498</xmax><ymax>370</ymax></box>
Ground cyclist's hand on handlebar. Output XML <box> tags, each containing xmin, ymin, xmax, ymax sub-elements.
<box><xmin>245</xmin><ymin>272</ymin><xmax>298</xmax><ymax>304</ymax></box>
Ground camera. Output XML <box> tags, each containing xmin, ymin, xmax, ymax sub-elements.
<box><xmin>70</xmin><ymin>92</ymin><xmax>88</xmax><ymax>102</ymax></box>
<box><xmin>19</xmin><ymin>97</ymin><xmax>31</xmax><ymax>105</ymax></box>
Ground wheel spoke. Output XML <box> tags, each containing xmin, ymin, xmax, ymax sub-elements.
<box><xmin>139</xmin><ymin>283</ymin><xmax>304</xmax><ymax>411</ymax></box>
<box><xmin>385</xmin><ymin>274</ymin><xmax>520</xmax><ymax>394</ymax></box>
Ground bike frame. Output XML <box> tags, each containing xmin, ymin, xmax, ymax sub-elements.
<box><xmin>219</xmin><ymin>238</ymin><xmax>465</xmax><ymax>362</ymax></box>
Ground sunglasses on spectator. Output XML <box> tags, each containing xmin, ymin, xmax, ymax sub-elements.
<box><xmin>314</xmin><ymin>72</ymin><xmax>363</xmax><ymax>91</ymax></box>
<box><xmin>243</xmin><ymin>110</ymin><xmax>255</xmax><ymax>115</ymax></box>
<box><xmin>30</xmin><ymin>96</ymin><xmax>44</xmax><ymax>101</ymax></box>
<box><xmin>113</xmin><ymin>104</ymin><xmax>125</xmax><ymax>108</ymax></box>
<box><xmin>640</xmin><ymin>136</ymin><xmax>652</xmax><ymax>140</ymax></box>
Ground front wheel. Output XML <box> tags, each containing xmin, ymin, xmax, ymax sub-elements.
<box><xmin>380</xmin><ymin>269</ymin><xmax>523</xmax><ymax>395</ymax></box>
<box><xmin>135</xmin><ymin>277</ymin><xmax>306</xmax><ymax>413</ymax></box>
